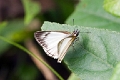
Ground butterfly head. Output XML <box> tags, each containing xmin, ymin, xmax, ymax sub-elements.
<box><xmin>73</xmin><ymin>29</ymin><xmax>80</xmax><ymax>36</ymax></box>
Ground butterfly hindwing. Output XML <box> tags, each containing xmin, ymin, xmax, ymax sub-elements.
<box><xmin>57</xmin><ymin>36</ymin><xmax>76</xmax><ymax>63</ymax></box>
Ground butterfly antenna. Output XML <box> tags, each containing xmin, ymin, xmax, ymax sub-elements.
<box><xmin>72</xmin><ymin>19</ymin><xmax>90</xmax><ymax>33</ymax></box>
<box><xmin>73</xmin><ymin>19</ymin><xmax>74</xmax><ymax>25</ymax></box>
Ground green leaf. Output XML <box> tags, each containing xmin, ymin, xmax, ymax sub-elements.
<box><xmin>0</xmin><ymin>21</ymin><xmax>7</xmax><ymax>32</ymax></box>
<box><xmin>111</xmin><ymin>62</ymin><xmax>120</xmax><ymax>80</ymax></box>
<box><xmin>0</xmin><ymin>19</ymin><xmax>24</xmax><ymax>54</ymax></box>
<box><xmin>22</xmin><ymin>0</ymin><xmax>40</xmax><ymax>25</ymax></box>
<box><xmin>68</xmin><ymin>73</ymin><xmax>80</xmax><ymax>80</ymax></box>
<box><xmin>66</xmin><ymin>0</ymin><xmax>120</xmax><ymax>32</ymax></box>
<box><xmin>42</xmin><ymin>21</ymin><xmax>120</xmax><ymax>80</ymax></box>
<box><xmin>104</xmin><ymin>0</ymin><xmax>120</xmax><ymax>17</ymax></box>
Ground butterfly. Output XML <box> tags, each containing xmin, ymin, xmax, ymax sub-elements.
<box><xmin>34</xmin><ymin>29</ymin><xmax>79</xmax><ymax>63</ymax></box>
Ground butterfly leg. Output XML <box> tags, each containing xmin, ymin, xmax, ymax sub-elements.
<box><xmin>71</xmin><ymin>36</ymin><xmax>79</xmax><ymax>52</ymax></box>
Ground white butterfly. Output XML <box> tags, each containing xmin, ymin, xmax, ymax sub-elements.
<box><xmin>34</xmin><ymin>29</ymin><xmax>79</xmax><ymax>63</ymax></box>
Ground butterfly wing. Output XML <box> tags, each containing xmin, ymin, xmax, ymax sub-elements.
<box><xmin>57</xmin><ymin>29</ymin><xmax>79</xmax><ymax>63</ymax></box>
<box><xmin>57</xmin><ymin>36</ymin><xmax>76</xmax><ymax>63</ymax></box>
<box><xmin>34</xmin><ymin>31</ymin><xmax>71</xmax><ymax>59</ymax></box>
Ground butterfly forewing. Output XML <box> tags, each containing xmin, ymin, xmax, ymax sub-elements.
<box><xmin>34</xmin><ymin>31</ymin><xmax>71</xmax><ymax>59</ymax></box>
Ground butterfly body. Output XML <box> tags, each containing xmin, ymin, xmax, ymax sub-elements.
<box><xmin>34</xmin><ymin>29</ymin><xmax>79</xmax><ymax>63</ymax></box>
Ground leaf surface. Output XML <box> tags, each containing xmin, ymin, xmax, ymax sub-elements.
<box><xmin>41</xmin><ymin>21</ymin><xmax>120</xmax><ymax>80</ymax></box>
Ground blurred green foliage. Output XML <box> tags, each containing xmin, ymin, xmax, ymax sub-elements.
<box><xmin>104</xmin><ymin>0</ymin><xmax>120</xmax><ymax>17</ymax></box>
